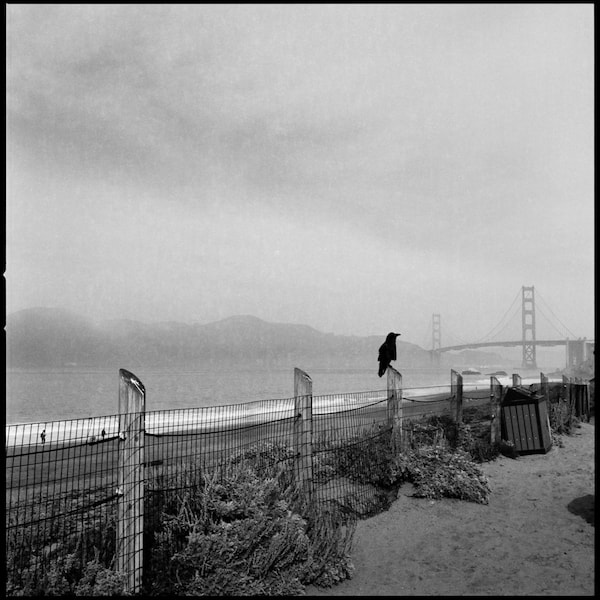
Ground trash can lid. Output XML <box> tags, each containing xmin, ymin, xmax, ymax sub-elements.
<box><xmin>503</xmin><ymin>386</ymin><xmax>543</xmax><ymax>404</ymax></box>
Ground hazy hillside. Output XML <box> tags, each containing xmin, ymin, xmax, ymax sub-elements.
<box><xmin>5</xmin><ymin>308</ymin><xmax>504</xmax><ymax>369</ymax></box>
<box><xmin>5</xmin><ymin>308</ymin><xmax>119</xmax><ymax>367</ymax></box>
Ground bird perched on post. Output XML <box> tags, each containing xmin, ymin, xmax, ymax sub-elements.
<box><xmin>378</xmin><ymin>332</ymin><xmax>401</xmax><ymax>377</ymax></box>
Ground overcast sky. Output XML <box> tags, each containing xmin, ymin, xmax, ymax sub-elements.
<box><xmin>6</xmin><ymin>4</ymin><xmax>594</xmax><ymax>346</ymax></box>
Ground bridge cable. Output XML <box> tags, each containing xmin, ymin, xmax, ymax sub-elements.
<box><xmin>484</xmin><ymin>305</ymin><xmax>522</xmax><ymax>342</ymax></box>
<box><xmin>535</xmin><ymin>301</ymin><xmax>573</xmax><ymax>339</ymax></box>
<box><xmin>474</xmin><ymin>291</ymin><xmax>521</xmax><ymax>343</ymax></box>
<box><xmin>474</xmin><ymin>289</ymin><xmax>521</xmax><ymax>343</ymax></box>
<box><xmin>443</xmin><ymin>327</ymin><xmax>470</xmax><ymax>347</ymax></box>
<box><xmin>535</xmin><ymin>290</ymin><xmax>578</xmax><ymax>339</ymax></box>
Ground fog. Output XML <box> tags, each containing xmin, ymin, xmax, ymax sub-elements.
<box><xmin>6</xmin><ymin>4</ymin><xmax>594</xmax><ymax>345</ymax></box>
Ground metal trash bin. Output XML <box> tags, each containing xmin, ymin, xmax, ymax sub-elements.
<box><xmin>501</xmin><ymin>387</ymin><xmax>552</xmax><ymax>454</ymax></box>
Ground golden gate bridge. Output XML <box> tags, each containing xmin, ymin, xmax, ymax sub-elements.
<box><xmin>428</xmin><ymin>286</ymin><xmax>594</xmax><ymax>369</ymax></box>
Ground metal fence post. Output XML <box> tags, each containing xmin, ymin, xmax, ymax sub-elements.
<box><xmin>451</xmin><ymin>369</ymin><xmax>463</xmax><ymax>424</ymax></box>
<box><xmin>117</xmin><ymin>369</ymin><xmax>145</xmax><ymax>595</ymax></box>
<box><xmin>387</xmin><ymin>366</ymin><xmax>402</xmax><ymax>452</ymax></box>
<box><xmin>293</xmin><ymin>368</ymin><xmax>313</xmax><ymax>498</ymax></box>
<box><xmin>490</xmin><ymin>376</ymin><xmax>503</xmax><ymax>445</ymax></box>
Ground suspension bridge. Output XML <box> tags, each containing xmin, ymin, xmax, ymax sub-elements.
<box><xmin>428</xmin><ymin>286</ymin><xmax>594</xmax><ymax>369</ymax></box>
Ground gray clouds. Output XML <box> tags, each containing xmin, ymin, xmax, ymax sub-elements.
<box><xmin>6</xmin><ymin>4</ymin><xmax>594</xmax><ymax>341</ymax></box>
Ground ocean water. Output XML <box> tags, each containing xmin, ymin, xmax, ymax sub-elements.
<box><xmin>5</xmin><ymin>365</ymin><xmax>452</xmax><ymax>424</ymax></box>
<box><xmin>5</xmin><ymin>364</ymin><xmax>554</xmax><ymax>447</ymax></box>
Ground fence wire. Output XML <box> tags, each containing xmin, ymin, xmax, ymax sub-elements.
<box><xmin>5</xmin><ymin>379</ymin><xmax>587</xmax><ymax>595</ymax></box>
<box><xmin>6</xmin><ymin>417</ymin><xmax>121</xmax><ymax>595</ymax></box>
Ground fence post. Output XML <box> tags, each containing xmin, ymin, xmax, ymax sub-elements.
<box><xmin>540</xmin><ymin>372</ymin><xmax>553</xmax><ymax>434</ymax></box>
<box><xmin>512</xmin><ymin>373</ymin><xmax>522</xmax><ymax>387</ymax></box>
<box><xmin>573</xmin><ymin>379</ymin><xmax>581</xmax><ymax>418</ymax></box>
<box><xmin>117</xmin><ymin>369</ymin><xmax>145</xmax><ymax>595</ymax></box>
<box><xmin>562</xmin><ymin>375</ymin><xmax>570</xmax><ymax>401</ymax></box>
<box><xmin>573</xmin><ymin>378</ymin><xmax>589</xmax><ymax>420</ymax></box>
<box><xmin>387</xmin><ymin>366</ymin><xmax>403</xmax><ymax>452</ymax></box>
<box><xmin>580</xmin><ymin>378</ymin><xmax>589</xmax><ymax>420</ymax></box>
<box><xmin>540</xmin><ymin>372</ymin><xmax>549</xmax><ymax>401</ymax></box>
<box><xmin>583</xmin><ymin>381</ymin><xmax>591</xmax><ymax>421</ymax></box>
<box><xmin>293</xmin><ymin>368</ymin><xmax>313</xmax><ymax>498</ymax></box>
<box><xmin>450</xmin><ymin>369</ymin><xmax>463</xmax><ymax>424</ymax></box>
<box><xmin>490</xmin><ymin>376</ymin><xmax>503</xmax><ymax>445</ymax></box>
<box><xmin>561</xmin><ymin>375</ymin><xmax>576</xmax><ymax>427</ymax></box>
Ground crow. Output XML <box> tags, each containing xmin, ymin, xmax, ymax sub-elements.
<box><xmin>378</xmin><ymin>332</ymin><xmax>401</xmax><ymax>377</ymax></box>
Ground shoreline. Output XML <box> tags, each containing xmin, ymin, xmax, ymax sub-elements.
<box><xmin>4</xmin><ymin>376</ymin><xmax>563</xmax><ymax>447</ymax></box>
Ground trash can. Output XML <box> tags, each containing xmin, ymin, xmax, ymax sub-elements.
<box><xmin>501</xmin><ymin>387</ymin><xmax>552</xmax><ymax>454</ymax></box>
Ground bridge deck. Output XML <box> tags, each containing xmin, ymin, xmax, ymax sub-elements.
<box><xmin>436</xmin><ymin>339</ymin><xmax>593</xmax><ymax>352</ymax></box>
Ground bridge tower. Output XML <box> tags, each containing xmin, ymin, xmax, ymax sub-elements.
<box><xmin>521</xmin><ymin>286</ymin><xmax>537</xmax><ymax>368</ymax></box>
<box><xmin>431</xmin><ymin>313</ymin><xmax>441</xmax><ymax>366</ymax></box>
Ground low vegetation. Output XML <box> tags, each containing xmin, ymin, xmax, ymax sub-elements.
<box><xmin>144</xmin><ymin>448</ymin><xmax>356</xmax><ymax>596</ymax></box>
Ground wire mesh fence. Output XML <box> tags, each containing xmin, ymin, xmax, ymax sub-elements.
<box><xmin>5</xmin><ymin>370</ymin><xmax>588</xmax><ymax>595</ymax></box>
<box><xmin>5</xmin><ymin>389</ymin><xmax>404</xmax><ymax>593</ymax></box>
<box><xmin>6</xmin><ymin>416</ymin><xmax>121</xmax><ymax>595</ymax></box>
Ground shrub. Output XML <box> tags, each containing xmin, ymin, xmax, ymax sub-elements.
<box><xmin>455</xmin><ymin>422</ymin><xmax>500</xmax><ymax>463</ymax></box>
<box><xmin>404</xmin><ymin>417</ymin><xmax>450</xmax><ymax>449</ymax></box>
<box><xmin>74</xmin><ymin>560</ymin><xmax>126</xmax><ymax>596</ymax></box>
<box><xmin>397</xmin><ymin>446</ymin><xmax>491</xmax><ymax>504</ymax></box>
<box><xmin>549</xmin><ymin>398</ymin><xmax>580</xmax><ymax>434</ymax></box>
<box><xmin>6</xmin><ymin>507</ymin><xmax>119</xmax><ymax>597</ymax></box>
<box><xmin>144</xmin><ymin>455</ymin><xmax>356</xmax><ymax>595</ymax></box>
<box><xmin>331</xmin><ymin>427</ymin><xmax>399</xmax><ymax>489</ymax></box>
<box><xmin>8</xmin><ymin>554</ymin><xmax>125</xmax><ymax>597</ymax></box>
<box><xmin>407</xmin><ymin>413</ymin><xmax>499</xmax><ymax>463</ymax></box>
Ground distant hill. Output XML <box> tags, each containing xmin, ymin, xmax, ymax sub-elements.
<box><xmin>5</xmin><ymin>307</ymin><xmax>505</xmax><ymax>370</ymax></box>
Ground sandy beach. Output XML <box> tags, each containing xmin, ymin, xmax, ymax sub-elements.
<box><xmin>307</xmin><ymin>419</ymin><xmax>595</xmax><ymax>596</ymax></box>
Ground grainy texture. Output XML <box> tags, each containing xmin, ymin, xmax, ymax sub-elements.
<box><xmin>307</xmin><ymin>420</ymin><xmax>595</xmax><ymax>596</ymax></box>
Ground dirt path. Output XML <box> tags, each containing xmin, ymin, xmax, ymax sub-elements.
<box><xmin>307</xmin><ymin>420</ymin><xmax>595</xmax><ymax>596</ymax></box>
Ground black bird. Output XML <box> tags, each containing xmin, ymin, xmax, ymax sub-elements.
<box><xmin>378</xmin><ymin>332</ymin><xmax>401</xmax><ymax>377</ymax></box>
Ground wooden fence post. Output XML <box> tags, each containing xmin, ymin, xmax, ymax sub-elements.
<box><xmin>490</xmin><ymin>376</ymin><xmax>503</xmax><ymax>445</ymax></box>
<box><xmin>512</xmin><ymin>373</ymin><xmax>522</xmax><ymax>388</ymax></box>
<box><xmin>117</xmin><ymin>369</ymin><xmax>145</xmax><ymax>595</ymax></box>
<box><xmin>573</xmin><ymin>379</ymin><xmax>589</xmax><ymax>420</ymax></box>
<box><xmin>583</xmin><ymin>381</ymin><xmax>591</xmax><ymax>421</ymax></box>
<box><xmin>451</xmin><ymin>369</ymin><xmax>463</xmax><ymax>424</ymax></box>
<box><xmin>293</xmin><ymin>368</ymin><xmax>313</xmax><ymax>498</ymax></box>
<box><xmin>387</xmin><ymin>366</ymin><xmax>403</xmax><ymax>452</ymax></box>
<box><xmin>562</xmin><ymin>375</ymin><xmax>573</xmax><ymax>415</ymax></box>
<box><xmin>540</xmin><ymin>372</ymin><xmax>549</xmax><ymax>401</ymax></box>
<box><xmin>540</xmin><ymin>371</ymin><xmax>552</xmax><ymax>434</ymax></box>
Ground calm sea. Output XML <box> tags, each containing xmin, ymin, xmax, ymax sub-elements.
<box><xmin>5</xmin><ymin>363</ymin><xmax>551</xmax><ymax>426</ymax></box>
<box><xmin>6</xmin><ymin>365</ymin><xmax>468</xmax><ymax>425</ymax></box>
<box><xmin>6</xmin><ymin>364</ymin><xmax>556</xmax><ymax>449</ymax></box>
